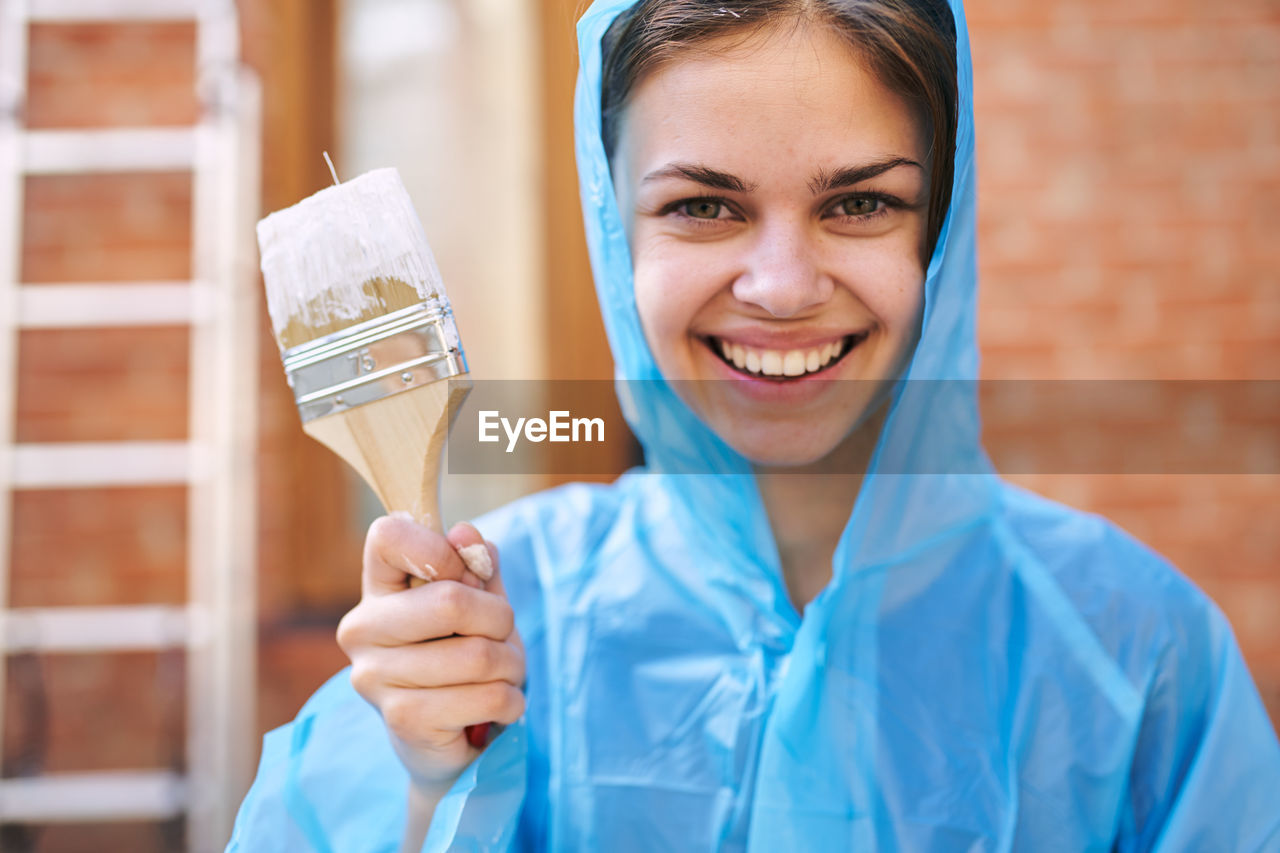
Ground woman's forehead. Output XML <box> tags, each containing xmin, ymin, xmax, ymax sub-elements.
<box><xmin>619</xmin><ymin>22</ymin><xmax>926</xmax><ymax>176</ymax></box>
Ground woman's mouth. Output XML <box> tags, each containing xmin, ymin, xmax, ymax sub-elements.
<box><xmin>703</xmin><ymin>333</ymin><xmax>867</xmax><ymax>379</ymax></box>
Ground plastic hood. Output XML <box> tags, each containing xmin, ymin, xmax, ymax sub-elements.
<box><xmin>573</xmin><ymin>0</ymin><xmax>998</xmax><ymax>588</ymax></box>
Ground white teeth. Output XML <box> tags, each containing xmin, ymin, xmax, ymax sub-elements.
<box><xmin>714</xmin><ymin>336</ymin><xmax>849</xmax><ymax>377</ymax></box>
<box><xmin>782</xmin><ymin>351</ymin><xmax>806</xmax><ymax>376</ymax></box>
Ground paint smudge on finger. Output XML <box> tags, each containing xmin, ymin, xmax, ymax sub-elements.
<box><xmin>458</xmin><ymin>543</ymin><xmax>494</xmax><ymax>582</ymax></box>
<box><xmin>400</xmin><ymin>553</ymin><xmax>438</xmax><ymax>582</ymax></box>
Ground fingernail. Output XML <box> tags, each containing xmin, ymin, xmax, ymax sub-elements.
<box><xmin>458</xmin><ymin>543</ymin><xmax>494</xmax><ymax>582</ymax></box>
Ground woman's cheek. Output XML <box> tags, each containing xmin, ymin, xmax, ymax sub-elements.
<box><xmin>836</xmin><ymin>243</ymin><xmax>924</xmax><ymax>329</ymax></box>
<box><xmin>635</xmin><ymin>247</ymin><xmax>714</xmax><ymax>327</ymax></box>
<box><xmin>632</xmin><ymin>257</ymin><xmax>690</xmax><ymax>367</ymax></box>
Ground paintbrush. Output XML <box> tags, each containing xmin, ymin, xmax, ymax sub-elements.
<box><xmin>256</xmin><ymin>166</ymin><xmax>489</xmax><ymax>748</ymax></box>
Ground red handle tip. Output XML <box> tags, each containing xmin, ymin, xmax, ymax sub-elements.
<box><xmin>465</xmin><ymin>722</ymin><xmax>491</xmax><ymax>749</ymax></box>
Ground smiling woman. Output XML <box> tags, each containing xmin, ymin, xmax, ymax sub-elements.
<box><xmin>603</xmin><ymin>5</ymin><xmax>954</xmax><ymax>613</ymax></box>
<box><xmin>614</xmin><ymin>20</ymin><xmax>929</xmax><ymax>470</ymax></box>
<box><xmin>227</xmin><ymin>1</ymin><xmax>1280</xmax><ymax>851</ymax></box>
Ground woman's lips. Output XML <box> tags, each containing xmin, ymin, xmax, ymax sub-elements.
<box><xmin>702</xmin><ymin>332</ymin><xmax>867</xmax><ymax>379</ymax></box>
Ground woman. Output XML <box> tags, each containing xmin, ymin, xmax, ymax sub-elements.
<box><xmin>229</xmin><ymin>0</ymin><xmax>1280</xmax><ymax>850</ymax></box>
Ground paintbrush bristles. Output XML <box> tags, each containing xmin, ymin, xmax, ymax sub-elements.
<box><xmin>256</xmin><ymin>168</ymin><xmax>456</xmax><ymax>351</ymax></box>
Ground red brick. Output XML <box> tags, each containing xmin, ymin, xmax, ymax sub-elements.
<box><xmin>15</xmin><ymin>328</ymin><xmax>189</xmax><ymax>443</ymax></box>
<box><xmin>26</xmin><ymin>23</ymin><xmax>198</xmax><ymax>129</ymax></box>
<box><xmin>21</xmin><ymin>174</ymin><xmax>192</xmax><ymax>284</ymax></box>
<box><xmin>3</xmin><ymin>823</ymin><xmax>177</xmax><ymax>853</ymax></box>
<box><xmin>257</xmin><ymin>623</ymin><xmax>351</xmax><ymax>735</ymax></box>
<box><xmin>10</xmin><ymin>488</ymin><xmax>187</xmax><ymax>608</ymax></box>
<box><xmin>3</xmin><ymin>652</ymin><xmax>185</xmax><ymax>774</ymax></box>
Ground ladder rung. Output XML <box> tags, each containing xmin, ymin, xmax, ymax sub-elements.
<box><xmin>17</xmin><ymin>282</ymin><xmax>200</xmax><ymax>328</ymax></box>
<box><xmin>24</xmin><ymin>128</ymin><xmax>196</xmax><ymax>175</ymax></box>
<box><xmin>0</xmin><ymin>771</ymin><xmax>186</xmax><ymax>822</ymax></box>
<box><xmin>25</xmin><ymin>0</ymin><xmax>206</xmax><ymax>21</ymax></box>
<box><xmin>12</xmin><ymin>442</ymin><xmax>193</xmax><ymax>488</ymax></box>
<box><xmin>4</xmin><ymin>605</ymin><xmax>188</xmax><ymax>653</ymax></box>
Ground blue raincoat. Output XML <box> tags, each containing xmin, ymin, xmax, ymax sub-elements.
<box><xmin>228</xmin><ymin>0</ymin><xmax>1280</xmax><ymax>849</ymax></box>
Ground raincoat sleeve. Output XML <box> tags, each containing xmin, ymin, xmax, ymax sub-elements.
<box><xmin>1116</xmin><ymin>597</ymin><xmax>1280</xmax><ymax>852</ymax></box>
<box><xmin>223</xmin><ymin>674</ymin><xmax>534</xmax><ymax>853</ymax></box>
<box><xmin>226</xmin><ymin>508</ymin><xmax>547</xmax><ymax>853</ymax></box>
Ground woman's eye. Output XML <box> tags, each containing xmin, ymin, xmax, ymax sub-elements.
<box><xmin>682</xmin><ymin>199</ymin><xmax>725</xmax><ymax>220</ymax></box>
<box><xmin>836</xmin><ymin>196</ymin><xmax>883</xmax><ymax>217</ymax></box>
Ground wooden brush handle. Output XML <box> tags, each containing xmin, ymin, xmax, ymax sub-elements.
<box><xmin>304</xmin><ymin>376</ymin><xmax>490</xmax><ymax>747</ymax></box>
<box><xmin>303</xmin><ymin>378</ymin><xmax>470</xmax><ymax>529</ymax></box>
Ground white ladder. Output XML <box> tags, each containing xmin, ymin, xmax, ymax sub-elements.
<box><xmin>0</xmin><ymin>0</ymin><xmax>260</xmax><ymax>849</ymax></box>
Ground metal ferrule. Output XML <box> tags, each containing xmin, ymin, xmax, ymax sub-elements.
<box><xmin>281</xmin><ymin>302</ymin><xmax>467</xmax><ymax>423</ymax></box>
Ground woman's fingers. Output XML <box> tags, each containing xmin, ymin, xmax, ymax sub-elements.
<box><xmin>462</xmin><ymin>537</ymin><xmax>523</xmax><ymax>652</ymax></box>
<box><xmin>351</xmin><ymin>635</ymin><xmax>525</xmax><ymax>694</ymax></box>
<box><xmin>363</xmin><ymin>513</ymin><xmax>475</xmax><ymax>597</ymax></box>
<box><xmin>343</xmin><ymin>514</ymin><xmax>522</xmax><ymax>793</ymax></box>
<box><xmin>446</xmin><ymin>522</ymin><xmax>494</xmax><ymax>589</ymax></box>
<box><xmin>380</xmin><ymin>682</ymin><xmax>527</xmax><ymax>750</ymax></box>
<box><xmin>338</xmin><ymin>581</ymin><xmax>515</xmax><ymax>650</ymax></box>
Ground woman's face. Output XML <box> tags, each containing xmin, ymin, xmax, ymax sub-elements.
<box><xmin>612</xmin><ymin>19</ymin><xmax>930</xmax><ymax>467</ymax></box>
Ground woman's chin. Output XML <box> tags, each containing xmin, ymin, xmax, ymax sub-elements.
<box><xmin>720</xmin><ymin>426</ymin><xmax>850</xmax><ymax>471</ymax></box>
<box><xmin>707</xmin><ymin>400</ymin><xmax>891</xmax><ymax>474</ymax></box>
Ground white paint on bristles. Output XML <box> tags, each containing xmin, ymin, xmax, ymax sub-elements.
<box><xmin>256</xmin><ymin>167</ymin><xmax>459</xmax><ymax>348</ymax></box>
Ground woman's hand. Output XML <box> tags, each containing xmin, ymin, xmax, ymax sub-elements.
<box><xmin>337</xmin><ymin>513</ymin><xmax>526</xmax><ymax>796</ymax></box>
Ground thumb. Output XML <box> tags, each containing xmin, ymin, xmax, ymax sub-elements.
<box><xmin>480</xmin><ymin>546</ymin><xmax>521</xmax><ymax>651</ymax></box>
<box><xmin>478</xmin><ymin>540</ymin><xmax>508</xmax><ymax>600</ymax></box>
<box><xmin>445</xmin><ymin>523</ymin><xmax>519</xmax><ymax>648</ymax></box>
<box><xmin>446</xmin><ymin>521</ymin><xmax>498</xmax><ymax>592</ymax></box>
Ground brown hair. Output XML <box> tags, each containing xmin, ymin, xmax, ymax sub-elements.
<box><xmin>600</xmin><ymin>0</ymin><xmax>958</xmax><ymax>260</ymax></box>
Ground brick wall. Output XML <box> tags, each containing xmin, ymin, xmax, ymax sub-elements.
<box><xmin>969</xmin><ymin>0</ymin><xmax>1280</xmax><ymax>722</ymax></box>
<box><xmin>4</xmin><ymin>8</ymin><xmax>351</xmax><ymax>852</ymax></box>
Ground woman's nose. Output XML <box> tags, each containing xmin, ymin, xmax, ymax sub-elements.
<box><xmin>730</xmin><ymin>224</ymin><xmax>833</xmax><ymax>318</ymax></box>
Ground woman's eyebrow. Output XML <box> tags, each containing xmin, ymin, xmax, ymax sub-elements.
<box><xmin>808</xmin><ymin>157</ymin><xmax>923</xmax><ymax>194</ymax></box>
<box><xmin>642</xmin><ymin>163</ymin><xmax>757</xmax><ymax>193</ymax></box>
